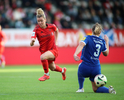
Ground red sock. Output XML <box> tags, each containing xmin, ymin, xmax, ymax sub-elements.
<box><xmin>41</xmin><ymin>60</ymin><xmax>49</xmax><ymax>73</ymax></box>
<box><xmin>54</xmin><ymin>65</ymin><xmax>62</xmax><ymax>72</ymax></box>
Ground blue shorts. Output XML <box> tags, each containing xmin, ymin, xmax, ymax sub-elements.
<box><xmin>78</xmin><ymin>62</ymin><xmax>101</xmax><ymax>82</ymax></box>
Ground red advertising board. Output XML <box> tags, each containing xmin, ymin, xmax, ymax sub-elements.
<box><xmin>2</xmin><ymin>29</ymin><xmax>124</xmax><ymax>65</ymax></box>
<box><xmin>3</xmin><ymin>47</ymin><xmax>124</xmax><ymax>65</ymax></box>
<box><xmin>114</xmin><ymin>29</ymin><xmax>124</xmax><ymax>46</ymax></box>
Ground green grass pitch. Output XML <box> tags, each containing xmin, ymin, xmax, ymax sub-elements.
<box><xmin>0</xmin><ymin>64</ymin><xmax>124</xmax><ymax>100</ymax></box>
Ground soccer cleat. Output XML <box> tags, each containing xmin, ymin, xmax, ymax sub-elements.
<box><xmin>38</xmin><ymin>74</ymin><xmax>50</xmax><ymax>81</ymax></box>
<box><xmin>109</xmin><ymin>86</ymin><xmax>116</xmax><ymax>94</ymax></box>
<box><xmin>76</xmin><ymin>89</ymin><xmax>84</xmax><ymax>93</ymax></box>
<box><xmin>62</xmin><ymin>67</ymin><xmax>66</xmax><ymax>80</ymax></box>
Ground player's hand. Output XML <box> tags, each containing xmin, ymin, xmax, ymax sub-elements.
<box><xmin>104</xmin><ymin>35</ymin><xmax>109</xmax><ymax>43</ymax></box>
<box><xmin>30</xmin><ymin>40</ymin><xmax>35</xmax><ymax>46</ymax></box>
<box><xmin>30</xmin><ymin>38</ymin><xmax>35</xmax><ymax>46</ymax></box>
<box><xmin>30</xmin><ymin>42</ymin><xmax>34</xmax><ymax>46</ymax></box>
<box><xmin>73</xmin><ymin>54</ymin><xmax>80</xmax><ymax>61</ymax></box>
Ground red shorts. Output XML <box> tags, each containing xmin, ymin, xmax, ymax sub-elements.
<box><xmin>48</xmin><ymin>48</ymin><xmax>58</xmax><ymax>64</ymax></box>
<box><xmin>40</xmin><ymin>47</ymin><xmax>58</xmax><ymax>64</ymax></box>
<box><xmin>49</xmin><ymin>48</ymin><xmax>58</xmax><ymax>59</ymax></box>
<box><xmin>0</xmin><ymin>46</ymin><xmax>4</xmax><ymax>55</ymax></box>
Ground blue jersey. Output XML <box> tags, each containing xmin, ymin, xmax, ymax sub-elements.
<box><xmin>80</xmin><ymin>35</ymin><xmax>107</xmax><ymax>66</ymax></box>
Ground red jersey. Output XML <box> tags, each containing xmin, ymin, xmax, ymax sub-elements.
<box><xmin>31</xmin><ymin>24</ymin><xmax>57</xmax><ymax>52</ymax></box>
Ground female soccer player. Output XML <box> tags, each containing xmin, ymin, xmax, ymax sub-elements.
<box><xmin>73</xmin><ymin>23</ymin><xmax>116</xmax><ymax>94</ymax></box>
<box><xmin>30</xmin><ymin>8</ymin><xmax>66</xmax><ymax>81</ymax></box>
<box><xmin>0</xmin><ymin>25</ymin><xmax>7</xmax><ymax>68</ymax></box>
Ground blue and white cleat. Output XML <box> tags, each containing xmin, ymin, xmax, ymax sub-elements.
<box><xmin>76</xmin><ymin>88</ymin><xmax>84</xmax><ymax>93</ymax></box>
<box><xmin>109</xmin><ymin>86</ymin><xmax>116</xmax><ymax>94</ymax></box>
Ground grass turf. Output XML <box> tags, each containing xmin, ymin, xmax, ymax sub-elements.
<box><xmin>0</xmin><ymin>64</ymin><xmax>124</xmax><ymax>100</ymax></box>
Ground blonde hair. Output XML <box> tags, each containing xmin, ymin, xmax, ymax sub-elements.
<box><xmin>92</xmin><ymin>23</ymin><xmax>102</xmax><ymax>35</ymax></box>
<box><xmin>36</xmin><ymin>8</ymin><xmax>46</xmax><ymax>19</ymax></box>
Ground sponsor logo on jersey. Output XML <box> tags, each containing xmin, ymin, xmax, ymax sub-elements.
<box><xmin>40</xmin><ymin>32</ymin><xmax>53</xmax><ymax>38</ymax></box>
<box><xmin>82</xmin><ymin>37</ymin><xmax>86</xmax><ymax>41</ymax></box>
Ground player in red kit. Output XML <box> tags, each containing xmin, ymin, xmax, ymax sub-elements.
<box><xmin>0</xmin><ymin>25</ymin><xmax>7</xmax><ymax>68</ymax></box>
<box><xmin>30</xmin><ymin>8</ymin><xmax>66</xmax><ymax>81</ymax></box>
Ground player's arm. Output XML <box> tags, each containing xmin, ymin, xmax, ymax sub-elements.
<box><xmin>54</xmin><ymin>28</ymin><xmax>59</xmax><ymax>45</ymax></box>
<box><xmin>30</xmin><ymin>29</ymin><xmax>36</xmax><ymax>46</ymax></box>
<box><xmin>74</xmin><ymin>41</ymin><xmax>85</xmax><ymax>61</ymax></box>
<box><xmin>102</xmin><ymin>35</ymin><xmax>109</xmax><ymax>56</ymax></box>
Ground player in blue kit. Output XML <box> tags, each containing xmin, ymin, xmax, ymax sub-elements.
<box><xmin>73</xmin><ymin>23</ymin><xmax>116</xmax><ymax>94</ymax></box>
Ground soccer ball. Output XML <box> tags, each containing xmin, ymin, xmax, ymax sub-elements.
<box><xmin>94</xmin><ymin>74</ymin><xmax>107</xmax><ymax>87</ymax></box>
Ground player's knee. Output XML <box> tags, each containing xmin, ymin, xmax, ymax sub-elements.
<box><xmin>40</xmin><ymin>55</ymin><xmax>45</xmax><ymax>60</ymax></box>
<box><xmin>93</xmin><ymin>89</ymin><xmax>97</xmax><ymax>93</ymax></box>
<box><xmin>92</xmin><ymin>87</ymin><xmax>97</xmax><ymax>93</ymax></box>
<box><xmin>49</xmin><ymin>67</ymin><xmax>55</xmax><ymax>71</ymax></box>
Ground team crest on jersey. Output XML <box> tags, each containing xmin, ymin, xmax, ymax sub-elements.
<box><xmin>41</xmin><ymin>31</ymin><xmax>43</xmax><ymax>33</ymax></box>
<box><xmin>32</xmin><ymin>32</ymin><xmax>35</xmax><ymax>36</ymax></box>
<box><xmin>82</xmin><ymin>37</ymin><xmax>86</xmax><ymax>41</ymax></box>
<box><xmin>49</xmin><ymin>29</ymin><xmax>51</xmax><ymax>31</ymax></box>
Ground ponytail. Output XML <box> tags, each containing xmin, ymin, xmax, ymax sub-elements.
<box><xmin>36</xmin><ymin>8</ymin><xmax>46</xmax><ymax>19</ymax></box>
<box><xmin>92</xmin><ymin>23</ymin><xmax>102</xmax><ymax>35</ymax></box>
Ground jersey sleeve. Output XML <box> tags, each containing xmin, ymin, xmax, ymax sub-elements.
<box><xmin>80</xmin><ymin>36</ymin><xmax>89</xmax><ymax>45</ymax></box>
<box><xmin>31</xmin><ymin>27</ymin><xmax>37</xmax><ymax>38</ymax></box>
<box><xmin>52</xmin><ymin>24</ymin><xmax>57</xmax><ymax>31</ymax></box>
<box><xmin>102</xmin><ymin>40</ymin><xmax>107</xmax><ymax>52</ymax></box>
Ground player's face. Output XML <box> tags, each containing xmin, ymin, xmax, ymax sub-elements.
<box><xmin>37</xmin><ymin>17</ymin><xmax>46</xmax><ymax>28</ymax></box>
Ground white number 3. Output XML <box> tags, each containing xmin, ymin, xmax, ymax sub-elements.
<box><xmin>94</xmin><ymin>44</ymin><xmax>101</xmax><ymax>57</ymax></box>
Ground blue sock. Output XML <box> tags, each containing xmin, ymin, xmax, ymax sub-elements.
<box><xmin>96</xmin><ymin>86</ymin><xmax>109</xmax><ymax>93</ymax></box>
<box><xmin>78</xmin><ymin>72</ymin><xmax>85</xmax><ymax>89</ymax></box>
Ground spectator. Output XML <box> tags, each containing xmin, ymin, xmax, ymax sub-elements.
<box><xmin>53</xmin><ymin>9</ymin><xmax>64</xmax><ymax>29</ymax></box>
<box><xmin>66</xmin><ymin>1</ymin><xmax>78</xmax><ymax>21</ymax></box>
<box><xmin>13</xmin><ymin>8</ymin><xmax>26</xmax><ymax>21</ymax></box>
<box><xmin>105</xmin><ymin>9</ymin><xmax>113</xmax><ymax>24</ymax></box>
<box><xmin>61</xmin><ymin>16</ymin><xmax>72</xmax><ymax>29</ymax></box>
<box><xmin>91</xmin><ymin>8</ymin><xmax>101</xmax><ymax>23</ymax></box>
<box><xmin>0</xmin><ymin>0</ymin><xmax>123</xmax><ymax>29</ymax></box>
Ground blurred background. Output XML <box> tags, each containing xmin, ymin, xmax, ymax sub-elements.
<box><xmin>0</xmin><ymin>0</ymin><xmax>124</xmax><ymax>29</ymax></box>
<box><xmin>0</xmin><ymin>0</ymin><xmax>124</xmax><ymax>66</ymax></box>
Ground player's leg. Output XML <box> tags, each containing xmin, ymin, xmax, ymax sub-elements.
<box><xmin>91</xmin><ymin>81</ymin><xmax>116</xmax><ymax>94</ymax></box>
<box><xmin>90</xmin><ymin>66</ymin><xmax>116</xmax><ymax>93</ymax></box>
<box><xmin>1</xmin><ymin>55</ymin><xmax>5</xmax><ymax>68</ymax></box>
<box><xmin>40</xmin><ymin>51</ymin><xmax>55</xmax><ymax>61</ymax></box>
<box><xmin>48</xmin><ymin>61</ymin><xmax>66</xmax><ymax>80</ymax></box>
<box><xmin>91</xmin><ymin>81</ymin><xmax>109</xmax><ymax>93</ymax></box>
<box><xmin>39</xmin><ymin>51</ymin><xmax>54</xmax><ymax>81</ymax></box>
<box><xmin>76</xmin><ymin>63</ymin><xmax>86</xmax><ymax>93</ymax></box>
<box><xmin>0</xmin><ymin>46</ymin><xmax>5</xmax><ymax>68</ymax></box>
<box><xmin>38</xmin><ymin>60</ymin><xmax>50</xmax><ymax>81</ymax></box>
<box><xmin>90</xmin><ymin>66</ymin><xmax>109</xmax><ymax>93</ymax></box>
<box><xmin>40</xmin><ymin>49</ymin><xmax>66</xmax><ymax>80</ymax></box>
<box><xmin>76</xmin><ymin>71</ymin><xmax>85</xmax><ymax>92</ymax></box>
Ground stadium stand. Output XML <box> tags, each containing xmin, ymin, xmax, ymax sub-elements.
<box><xmin>0</xmin><ymin>0</ymin><xmax>124</xmax><ymax>29</ymax></box>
